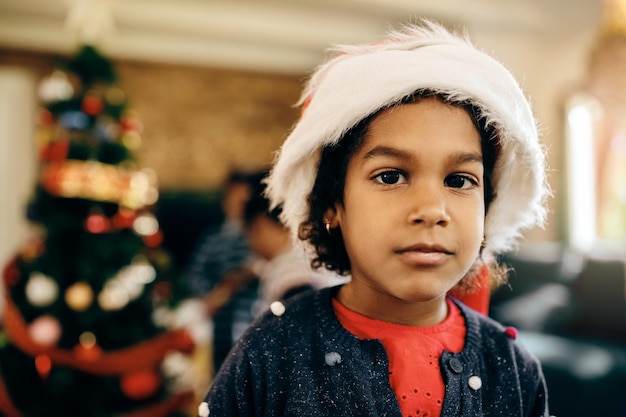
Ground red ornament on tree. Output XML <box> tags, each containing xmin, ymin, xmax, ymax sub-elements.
<box><xmin>28</xmin><ymin>315</ymin><xmax>62</xmax><ymax>347</ymax></box>
<box><xmin>112</xmin><ymin>209</ymin><xmax>136</xmax><ymax>229</ymax></box>
<box><xmin>85</xmin><ymin>213</ymin><xmax>111</xmax><ymax>234</ymax></box>
<box><xmin>143</xmin><ymin>230</ymin><xmax>164</xmax><ymax>248</ymax></box>
<box><xmin>35</xmin><ymin>354</ymin><xmax>52</xmax><ymax>379</ymax></box>
<box><xmin>40</xmin><ymin>139</ymin><xmax>69</xmax><ymax>162</ymax></box>
<box><xmin>37</xmin><ymin>108</ymin><xmax>54</xmax><ymax>127</ymax></box>
<box><xmin>19</xmin><ymin>238</ymin><xmax>45</xmax><ymax>262</ymax></box>
<box><xmin>119</xmin><ymin>116</ymin><xmax>143</xmax><ymax>133</ymax></box>
<box><xmin>120</xmin><ymin>369</ymin><xmax>161</xmax><ymax>400</ymax></box>
<box><xmin>81</xmin><ymin>95</ymin><xmax>104</xmax><ymax>116</ymax></box>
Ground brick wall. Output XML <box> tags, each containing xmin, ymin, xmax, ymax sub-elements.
<box><xmin>116</xmin><ymin>61</ymin><xmax>302</xmax><ymax>191</ymax></box>
<box><xmin>0</xmin><ymin>48</ymin><xmax>304</xmax><ymax>191</ymax></box>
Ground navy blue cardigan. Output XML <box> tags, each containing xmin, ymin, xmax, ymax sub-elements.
<box><xmin>201</xmin><ymin>286</ymin><xmax>549</xmax><ymax>416</ymax></box>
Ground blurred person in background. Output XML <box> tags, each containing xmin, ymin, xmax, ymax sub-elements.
<box><xmin>185</xmin><ymin>169</ymin><xmax>268</xmax><ymax>374</ymax></box>
<box><xmin>241</xmin><ymin>179</ymin><xmax>321</xmax><ymax>312</ymax></box>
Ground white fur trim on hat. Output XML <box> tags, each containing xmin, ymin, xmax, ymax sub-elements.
<box><xmin>266</xmin><ymin>20</ymin><xmax>550</xmax><ymax>255</ymax></box>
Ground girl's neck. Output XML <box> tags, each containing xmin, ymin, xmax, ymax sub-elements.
<box><xmin>335</xmin><ymin>284</ymin><xmax>449</xmax><ymax>327</ymax></box>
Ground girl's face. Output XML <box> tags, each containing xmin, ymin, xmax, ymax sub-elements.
<box><xmin>333</xmin><ymin>98</ymin><xmax>485</xmax><ymax>325</ymax></box>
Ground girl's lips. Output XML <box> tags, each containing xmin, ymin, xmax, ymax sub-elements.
<box><xmin>400</xmin><ymin>243</ymin><xmax>452</xmax><ymax>254</ymax></box>
<box><xmin>396</xmin><ymin>243</ymin><xmax>452</xmax><ymax>266</ymax></box>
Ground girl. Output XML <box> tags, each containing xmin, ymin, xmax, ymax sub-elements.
<box><xmin>199</xmin><ymin>20</ymin><xmax>551</xmax><ymax>417</ymax></box>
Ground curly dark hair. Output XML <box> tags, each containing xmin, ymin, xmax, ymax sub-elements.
<box><xmin>298</xmin><ymin>90</ymin><xmax>505</xmax><ymax>288</ymax></box>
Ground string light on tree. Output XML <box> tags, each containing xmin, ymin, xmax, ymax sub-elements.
<box><xmin>73</xmin><ymin>331</ymin><xmax>102</xmax><ymax>362</ymax></box>
<box><xmin>25</xmin><ymin>273</ymin><xmax>58</xmax><ymax>307</ymax></box>
<box><xmin>28</xmin><ymin>315</ymin><xmax>62</xmax><ymax>347</ymax></box>
<box><xmin>98</xmin><ymin>258</ymin><xmax>156</xmax><ymax>311</ymax></box>
<box><xmin>84</xmin><ymin>209</ymin><xmax>111</xmax><ymax>233</ymax></box>
<box><xmin>65</xmin><ymin>282</ymin><xmax>94</xmax><ymax>311</ymax></box>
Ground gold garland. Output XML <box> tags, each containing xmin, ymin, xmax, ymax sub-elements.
<box><xmin>40</xmin><ymin>160</ymin><xmax>157</xmax><ymax>210</ymax></box>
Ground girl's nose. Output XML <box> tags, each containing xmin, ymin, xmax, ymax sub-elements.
<box><xmin>407</xmin><ymin>184</ymin><xmax>451</xmax><ymax>226</ymax></box>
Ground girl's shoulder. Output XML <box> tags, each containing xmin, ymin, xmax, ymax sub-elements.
<box><xmin>239</xmin><ymin>286</ymin><xmax>340</xmax><ymax>343</ymax></box>
<box><xmin>456</xmin><ymin>299</ymin><xmax>542</xmax><ymax>367</ymax></box>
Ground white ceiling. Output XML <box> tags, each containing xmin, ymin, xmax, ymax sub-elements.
<box><xmin>0</xmin><ymin>0</ymin><xmax>605</xmax><ymax>74</ymax></box>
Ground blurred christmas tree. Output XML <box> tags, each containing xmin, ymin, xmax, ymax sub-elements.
<box><xmin>0</xmin><ymin>46</ymin><xmax>196</xmax><ymax>417</ymax></box>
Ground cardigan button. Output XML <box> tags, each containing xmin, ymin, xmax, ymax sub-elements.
<box><xmin>324</xmin><ymin>351</ymin><xmax>342</xmax><ymax>366</ymax></box>
<box><xmin>504</xmin><ymin>326</ymin><xmax>518</xmax><ymax>339</ymax></box>
<box><xmin>198</xmin><ymin>401</ymin><xmax>210</xmax><ymax>417</ymax></box>
<box><xmin>447</xmin><ymin>357</ymin><xmax>463</xmax><ymax>374</ymax></box>
<box><xmin>468</xmin><ymin>375</ymin><xmax>482</xmax><ymax>390</ymax></box>
<box><xmin>270</xmin><ymin>301</ymin><xmax>286</xmax><ymax>316</ymax></box>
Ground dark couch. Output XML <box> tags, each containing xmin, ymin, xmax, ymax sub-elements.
<box><xmin>492</xmin><ymin>242</ymin><xmax>626</xmax><ymax>417</ymax></box>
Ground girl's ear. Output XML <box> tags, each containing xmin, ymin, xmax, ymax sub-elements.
<box><xmin>323</xmin><ymin>207</ymin><xmax>338</xmax><ymax>227</ymax></box>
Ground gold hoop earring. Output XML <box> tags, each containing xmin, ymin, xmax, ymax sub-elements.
<box><xmin>480</xmin><ymin>237</ymin><xmax>486</xmax><ymax>250</ymax></box>
<box><xmin>323</xmin><ymin>218</ymin><xmax>332</xmax><ymax>235</ymax></box>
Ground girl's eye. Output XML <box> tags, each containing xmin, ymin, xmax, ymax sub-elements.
<box><xmin>373</xmin><ymin>171</ymin><xmax>407</xmax><ymax>185</ymax></box>
<box><xmin>445</xmin><ymin>174</ymin><xmax>478</xmax><ymax>189</ymax></box>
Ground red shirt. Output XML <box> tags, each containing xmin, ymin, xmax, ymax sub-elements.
<box><xmin>333</xmin><ymin>298</ymin><xmax>466</xmax><ymax>417</ymax></box>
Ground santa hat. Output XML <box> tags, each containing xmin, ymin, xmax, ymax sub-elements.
<box><xmin>266</xmin><ymin>20</ymin><xmax>550</xmax><ymax>255</ymax></box>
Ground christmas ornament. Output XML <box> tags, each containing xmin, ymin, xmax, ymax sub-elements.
<box><xmin>25</xmin><ymin>272</ymin><xmax>58</xmax><ymax>307</ymax></box>
<box><xmin>94</xmin><ymin>117</ymin><xmax>119</xmax><ymax>142</ymax></box>
<box><xmin>120</xmin><ymin>115</ymin><xmax>143</xmax><ymax>133</ymax></box>
<box><xmin>143</xmin><ymin>230</ymin><xmax>163</xmax><ymax>248</ymax></box>
<box><xmin>168</xmin><ymin>299</ymin><xmax>211</xmax><ymax>345</ymax></box>
<box><xmin>97</xmin><ymin>282</ymin><xmax>130</xmax><ymax>311</ymax></box>
<box><xmin>120</xmin><ymin>369</ymin><xmax>161</xmax><ymax>400</ymax></box>
<box><xmin>105</xmin><ymin>87</ymin><xmax>125</xmax><ymax>106</ymax></box>
<box><xmin>28</xmin><ymin>315</ymin><xmax>62</xmax><ymax>347</ymax></box>
<box><xmin>98</xmin><ymin>257</ymin><xmax>157</xmax><ymax>311</ymax></box>
<box><xmin>84</xmin><ymin>211</ymin><xmax>111</xmax><ymax>234</ymax></box>
<box><xmin>19</xmin><ymin>238</ymin><xmax>45</xmax><ymax>261</ymax></box>
<box><xmin>120</xmin><ymin>272</ymin><xmax>144</xmax><ymax>301</ymax></box>
<box><xmin>161</xmin><ymin>351</ymin><xmax>194</xmax><ymax>391</ymax></box>
<box><xmin>35</xmin><ymin>354</ymin><xmax>52</xmax><ymax>379</ymax></box>
<box><xmin>38</xmin><ymin>70</ymin><xmax>74</xmax><ymax>102</ymax></box>
<box><xmin>40</xmin><ymin>139</ymin><xmax>70</xmax><ymax>162</ymax></box>
<box><xmin>73</xmin><ymin>331</ymin><xmax>102</xmax><ymax>362</ymax></box>
<box><xmin>81</xmin><ymin>94</ymin><xmax>104</xmax><ymax>116</ymax></box>
<box><xmin>132</xmin><ymin>213</ymin><xmax>159</xmax><ymax>236</ymax></box>
<box><xmin>152</xmin><ymin>281</ymin><xmax>172</xmax><ymax>304</ymax></box>
<box><xmin>112</xmin><ymin>208</ymin><xmax>136</xmax><ymax>229</ymax></box>
<box><xmin>58</xmin><ymin>110</ymin><xmax>89</xmax><ymax>130</ymax></box>
<box><xmin>65</xmin><ymin>282</ymin><xmax>94</xmax><ymax>311</ymax></box>
<box><xmin>37</xmin><ymin>107</ymin><xmax>55</xmax><ymax>127</ymax></box>
<box><xmin>129</xmin><ymin>258</ymin><xmax>156</xmax><ymax>284</ymax></box>
<box><xmin>36</xmin><ymin>128</ymin><xmax>54</xmax><ymax>154</ymax></box>
<box><xmin>121</xmin><ymin>130</ymin><xmax>142</xmax><ymax>151</ymax></box>
<box><xmin>151</xmin><ymin>306</ymin><xmax>172</xmax><ymax>328</ymax></box>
